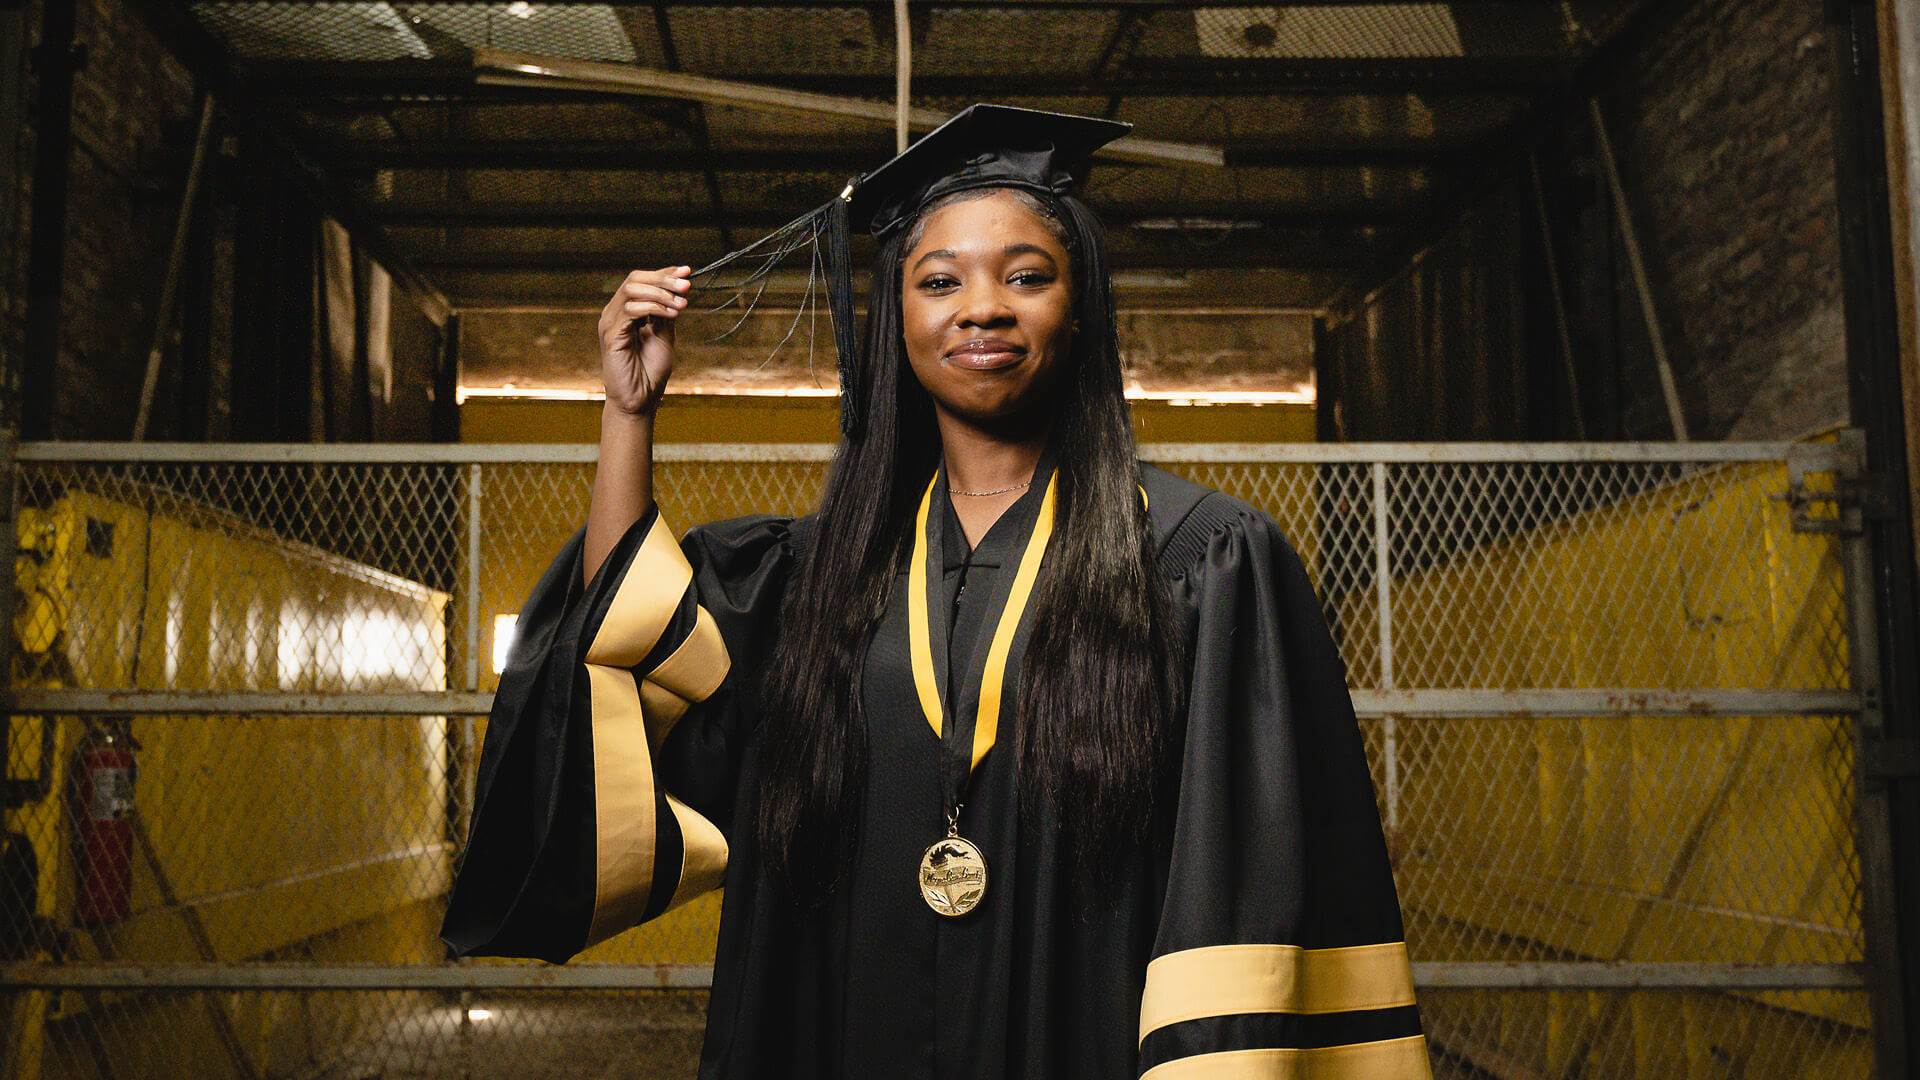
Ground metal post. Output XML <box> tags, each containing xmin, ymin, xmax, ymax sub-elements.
<box><xmin>1828</xmin><ymin>3</ymin><xmax>1920</xmax><ymax>1074</ymax></box>
<box><xmin>21</xmin><ymin>0</ymin><xmax>79</xmax><ymax>439</ymax></box>
<box><xmin>1526</xmin><ymin>151</ymin><xmax>1589</xmax><ymax>440</ymax></box>
<box><xmin>1840</xmin><ymin>431</ymin><xmax>1909</xmax><ymax>1078</ymax></box>
<box><xmin>0</xmin><ymin>429</ymin><xmax>17</xmax><ymax>706</ymax></box>
<box><xmin>893</xmin><ymin>0</ymin><xmax>911</xmax><ymax>153</ymax></box>
<box><xmin>1371</xmin><ymin>461</ymin><xmax>1398</xmax><ymax>830</ymax></box>
<box><xmin>0</xmin><ymin>7</ymin><xmax>27</xmax><ymax>427</ymax></box>
<box><xmin>1588</xmin><ymin>96</ymin><xmax>1691</xmax><ymax>442</ymax></box>
<box><xmin>132</xmin><ymin>93</ymin><xmax>218</xmax><ymax>442</ymax></box>
<box><xmin>465</xmin><ymin>464</ymin><xmax>482</xmax><ymax>694</ymax></box>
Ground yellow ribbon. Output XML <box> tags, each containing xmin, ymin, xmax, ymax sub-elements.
<box><xmin>907</xmin><ymin>470</ymin><xmax>1058</xmax><ymax>772</ymax></box>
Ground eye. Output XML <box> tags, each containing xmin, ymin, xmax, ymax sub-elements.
<box><xmin>1010</xmin><ymin>269</ymin><xmax>1054</xmax><ymax>288</ymax></box>
<box><xmin>917</xmin><ymin>274</ymin><xmax>959</xmax><ymax>291</ymax></box>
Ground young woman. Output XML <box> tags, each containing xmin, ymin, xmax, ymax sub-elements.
<box><xmin>443</xmin><ymin>105</ymin><xmax>1427</xmax><ymax>1080</ymax></box>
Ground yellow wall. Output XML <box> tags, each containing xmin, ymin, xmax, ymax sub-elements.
<box><xmin>8</xmin><ymin>488</ymin><xmax>451</xmax><ymax>1080</ymax></box>
<box><xmin>1340</xmin><ymin>461</ymin><xmax>1867</xmax><ymax>1079</ymax></box>
<box><xmin>459</xmin><ymin>396</ymin><xmax>1317</xmax><ymax>445</ymax></box>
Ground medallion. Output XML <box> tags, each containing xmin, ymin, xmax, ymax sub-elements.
<box><xmin>918</xmin><ymin>834</ymin><xmax>988</xmax><ymax>916</ymax></box>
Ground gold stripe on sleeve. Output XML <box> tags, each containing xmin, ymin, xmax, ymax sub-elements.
<box><xmin>1138</xmin><ymin>1037</ymin><xmax>1431</xmax><ymax>1080</ymax></box>
<box><xmin>1139</xmin><ymin>943</ymin><xmax>1417</xmax><ymax>1043</ymax></box>
<box><xmin>647</xmin><ymin>605</ymin><xmax>730</xmax><ymax>703</ymax></box>
<box><xmin>584</xmin><ymin>663</ymin><xmax>657</xmax><ymax>947</ymax></box>
<box><xmin>663</xmin><ymin>793</ymin><xmax>729</xmax><ymax>912</ymax></box>
<box><xmin>586</xmin><ymin>515</ymin><xmax>694</xmax><ymax>668</ymax></box>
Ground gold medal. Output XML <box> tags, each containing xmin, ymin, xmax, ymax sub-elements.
<box><xmin>919</xmin><ymin>809</ymin><xmax>987</xmax><ymax>916</ymax></box>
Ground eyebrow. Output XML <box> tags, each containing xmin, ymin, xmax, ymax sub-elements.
<box><xmin>910</xmin><ymin>243</ymin><xmax>1061</xmax><ymax>273</ymax></box>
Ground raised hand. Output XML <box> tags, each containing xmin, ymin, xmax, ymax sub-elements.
<box><xmin>598</xmin><ymin>265</ymin><xmax>692</xmax><ymax>415</ymax></box>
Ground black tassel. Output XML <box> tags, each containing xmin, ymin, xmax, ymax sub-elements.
<box><xmin>826</xmin><ymin>188</ymin><xmax>862</xmax><ymax>439</ymax></box>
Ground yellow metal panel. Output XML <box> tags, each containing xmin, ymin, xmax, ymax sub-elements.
<box><xmin>1364</xmin><ymin>461</ymin><xmax>1865</xmax><ymax>1072</ymax></box>
<box><xmin>11</xmin><ymin>487</ymin><xmax>453</xmax><ymax>979</ymax></box>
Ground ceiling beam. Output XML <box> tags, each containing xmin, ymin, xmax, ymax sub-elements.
<box><xmin>321</xmin><ymin>139</ymin><xmax>1470</xmax><ymax>171</ymax></box>
<box><xmin>116</xmin><ymin>0</ymin><xmax>452</xmax><ymax>323</ymax></box>
<box><xmin>205</xmin><ymin>0</ymin><xmax>1562</xmax><ymax>7</ymax></box>
<box><xmin>411</xmin><ymin>247</ymin><xmax>1379</xmax><ymax>273</ymax></box>
<box><xmin>371</xmin><ymin>200</ymin><xmax>1414</xmax><ymax>230</ymax></box>
<box><xmin>246</xmin><ymin>58</ymin><xmax>1558</xmax><ymax>101</ymax></box>
<box><xmin>468</xmin><ymin>48</ymin><xmax>1225</xmax><ymax>166</ymax></box>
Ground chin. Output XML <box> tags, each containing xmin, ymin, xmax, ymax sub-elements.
<box><xmin>950</xmin><ymin>392</ymin><xmax>1050</xmax><ymax>431</ymax></box>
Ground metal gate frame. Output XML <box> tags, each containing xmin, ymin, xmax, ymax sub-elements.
<box><xmin>0</xmin><ymin>434</ymin><xmax>1895</xmax><ymax>1070</ymax></box>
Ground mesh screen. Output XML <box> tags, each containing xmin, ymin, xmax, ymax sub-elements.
<box><xmin>3</xmin><ymin>445</ymin><xmax>1868</xmax><ymax>1078</ymax></box>
<box><xmin>178</xmin><ymin>1</ymin><xmax>1643</xmax><ymax>303</ymax></box>
<box><xmin>9</xmin><ymin>455</ymin><xmax>1850</xmax><ymax>695</ymax></box>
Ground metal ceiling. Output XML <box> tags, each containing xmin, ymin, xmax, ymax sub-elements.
<box><xmin>168</xmin><ymin>1</ymin><xmax>1659</xmax><ymax>312</ymax></box>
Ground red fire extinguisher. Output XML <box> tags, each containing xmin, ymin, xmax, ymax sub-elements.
<box><xmin>74</xmin><ymin>720</ymin><xmax>139</xmax><ymax>924</ymax></box>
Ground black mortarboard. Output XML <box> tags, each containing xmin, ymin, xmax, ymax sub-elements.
<box><xmin>849</xmin><ymin>105</ymin><xmax>1131</xmax><ymax>239</ymax></box>
<box><xmin>691</xmin><ymin>104</ymin><xmax>1131</xmax><ymax>438</ymax></box>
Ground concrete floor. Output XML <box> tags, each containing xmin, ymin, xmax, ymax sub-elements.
<box><xmin>310</xmin><ymin>991</ymin><xmax>1488</xmax><ymax>1079</ymax></box>
<box><xmin>312</xmin><ymin>993</ymin><xmax>708</xmax><ymax>1080</ymax></box>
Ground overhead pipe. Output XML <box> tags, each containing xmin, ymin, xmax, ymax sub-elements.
<box><xmin>472</xmin><ymin>47</ymin><xmax>1225</xmax><ymax>168</ymax></box>
<box><xmin>894</xmin><ymin>0</ymin><xmax>912</xmax><ymax>154</ymax></box>
<box><xmin>1526</xmin><ymin>151</ymin><xmax>1588</xmax><ymax>439</ymax></box>
<box><xmin>132</xmin><ymin>93</ymin><xmax>217</xmax><ymax>441</ymax></box>
<box><xmin>1588</xmin><ymin>96</ymin><xmax>1690</xmax><ymax>441</ymax></box>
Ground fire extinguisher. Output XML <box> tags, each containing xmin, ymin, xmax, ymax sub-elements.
<box><xmin>74</xmin><ymin>719</ymin><xmax>139</xmax><ymax>924</ymax></box>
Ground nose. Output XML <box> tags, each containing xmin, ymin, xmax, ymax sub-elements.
<box><xmin>954</xmin><ymin>281</ymin><xmax>1015</xmax><ymax>329</ymax></box>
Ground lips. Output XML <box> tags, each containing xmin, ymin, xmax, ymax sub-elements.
<box><xmin>945</xmin><ymin>339</ymin><xmax>1027</xmax><ymax>370</ymax></box>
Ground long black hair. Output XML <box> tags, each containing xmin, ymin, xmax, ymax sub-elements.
<box><xmin>754</xmin><ymin>187</ymin><xmax>1181</xmax><ymax>900</ymax></box>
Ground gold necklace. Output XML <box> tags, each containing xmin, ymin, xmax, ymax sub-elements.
<box><xmin>948</xmin><ymin>479</ymin><xmax>1032</xmax><ymax>497</ymax></box>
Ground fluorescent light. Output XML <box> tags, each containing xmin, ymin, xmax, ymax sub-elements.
<box><xmin>1135</xmin><ymin>389</ymin><xmax>1316</xmax><ymax>405</ymax></box>
<box><xmin>1131</xmin><ymin>218</ymin><xmax>1265</xmax><ymax>232</ymax></box>
<box><xmin>467</xmin><ymin>1007</ymin><xmax>495</xmax><ymax>1022</ymax></box>
<box><xmin>456</xmin><ymin>385</ymin><xmax>839</xmax><ymax>403</ymax></box>
<box><xmin>493</xmin><ymin>614</ymin><xmax>518</xmax><ymax>675</ymax></box>
<box><xmin>456</xmin><ymin>385</ymin><xmax>1312</xmax><ymax>405</ymax></box>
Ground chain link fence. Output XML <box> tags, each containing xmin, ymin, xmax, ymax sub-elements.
<box><xmin>0</xmin><ymin>437</ymin><xmax>1882</xmax><ymax>1079</ymax></box>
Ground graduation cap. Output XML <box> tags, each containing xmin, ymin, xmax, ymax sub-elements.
<box><xmin>691</xmin><ymin>104</ymin><xmax>1132</xmax><ymax>439</ymax></box>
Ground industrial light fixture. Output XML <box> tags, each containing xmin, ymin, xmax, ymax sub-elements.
<box><xmin>1132</xmin><ymin>217</ymin><xmax>1267</xmax><ymax>232</ymax></box>
<box><xmin>457</xmin><ymin>385</ymin><xmax>1311</xmax><ymax>405</ymax></box>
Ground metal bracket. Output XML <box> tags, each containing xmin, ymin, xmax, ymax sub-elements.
<box><xmin>1778</xmin><ymin>433</ymin><xmax>1894</xmax><ymax>534</ymax></box>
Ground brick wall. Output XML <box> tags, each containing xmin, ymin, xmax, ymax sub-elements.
<box><xmin>4</xmin><ymin>0</ymin><xmax>199</xmax><ymax>439</ymax></box>
<box><xmin>1602</xmin><ymin>0</ymin><xmax>1847</xmax><ymax>440</ymax></box>
<box><xmin>1</xmin><ymin>0</ymin><xmax>39</xmax><ymax>437</ymax></box>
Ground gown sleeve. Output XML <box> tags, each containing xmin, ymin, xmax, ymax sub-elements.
<box><xmin>439</xmin><ymin>507</ymin><xmax>794</xmax><ymax>963</ymax></box>
<box><xmin>1139</xmin><ymin>496</ymin><xmax>1430</xmax><ymax>1080</ymax></box>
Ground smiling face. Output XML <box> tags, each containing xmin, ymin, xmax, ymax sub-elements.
<box><xmin>899</xmin><ymin>189</ymin><xmax>1077</xmax><ymax>434</ymax></box>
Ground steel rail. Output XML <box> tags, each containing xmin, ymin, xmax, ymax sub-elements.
<box><xmin>0</xmin><ymin>688</ymin><xmax>1863</xmax><ymax>718</ymax></box>
<box><xmin>0</xmin><ymin>961</ymin><xmax>1868</xmax><ymax>992</ymax></box>
<box><xmin>13</xmin><ymin>440</ymin><xmax>1851</xmax><ymax>465</ymax></box>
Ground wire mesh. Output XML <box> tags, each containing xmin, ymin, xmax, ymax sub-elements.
<box><xmin>0</xmin><ymin>987</ymin><xmax>1875</xmax><ymax>1079</ymax></box>
<box><xmin>2</xmin><ymin>444</ymin><xmax>1869</xmax><ymax>1079</ymax></box>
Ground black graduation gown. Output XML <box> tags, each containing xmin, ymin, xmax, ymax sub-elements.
<box><xmin>442</xmin><ymin>464</ymin><xmax>1430</xmax><ymax>1080</ymax></box>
